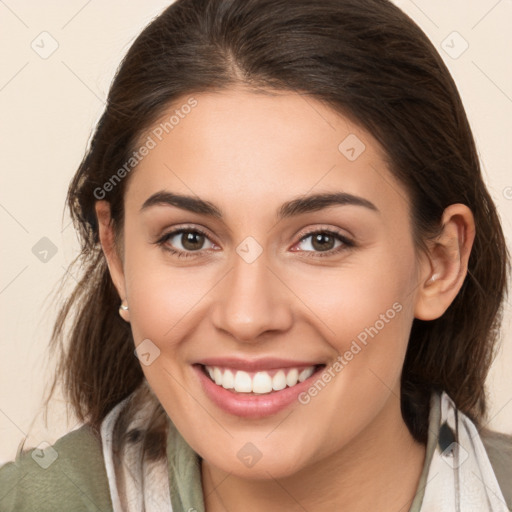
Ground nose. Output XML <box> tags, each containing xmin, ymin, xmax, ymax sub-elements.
<box><xmin>210</xmin><ymin>248</ymin><xmax>294</xmax><ymax>343</ymax></box>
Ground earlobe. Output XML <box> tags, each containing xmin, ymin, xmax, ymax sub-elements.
<box><xmin>95</xmin><ymin>201</ymin><xmax>130</xmax><ymax>321</ymax></box>
<box><xmin>414</xmin><ymin>204</ymin><xmax>475</xmax><ymax>321</ymax></box>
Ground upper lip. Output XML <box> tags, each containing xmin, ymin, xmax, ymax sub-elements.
<box><xmin>195</xmin><ymin>357</ymin><xmax>324</xmax><ymax>372</ymax></box>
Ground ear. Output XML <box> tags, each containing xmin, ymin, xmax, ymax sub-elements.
<box><xmin>414</xmin><ymin>203</ymin><xmax>476</xmax><ymax>321</ymax></box>
<box><xmin>95</xmin><ymin>200</ymin><xmax>130</xmax><ymax>322</ymax></box>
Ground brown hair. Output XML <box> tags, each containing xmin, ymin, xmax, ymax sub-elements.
<box><xmin>45</xmin><ymin>0</ymin><xmax>509</xmax><ymax>453</ymax></box>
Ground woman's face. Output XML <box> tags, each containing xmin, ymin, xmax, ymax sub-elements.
<box><xmin>103</xmin><ymin>88</ymin><xmax>429</xmax><ymax>478</ymax></box>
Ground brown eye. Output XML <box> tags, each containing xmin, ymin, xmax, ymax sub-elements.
<box><xmin>310</xmin><ymin>232</ymin><xmax>337</xmax><ymax>251</ymax></box>
<box><xmin>180</xmin><ymin>231</ymin><xmax>206</xmax><ymax>251</ymax></box>
<box><xmin>156</xmin><ymin>227</ymin><xmax>216</xmax><ymax>258</ymax></box>
<box><xmin>294</xmin><ymin>229</ymin><xmax>355</xmax><ymax>258</ymax></box>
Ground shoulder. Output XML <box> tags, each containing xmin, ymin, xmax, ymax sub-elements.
<box><xmin>481</xmin><ymin>428</ymin><xmax>512</xmax><ymax>510</ymax></box>
<box><xmin>0</xmin><ymin>424</ymin><xmax>113</xmax><ymax>512</ymax></box>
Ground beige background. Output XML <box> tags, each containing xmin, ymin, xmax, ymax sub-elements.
<box><xmin>0</xmin><ymin>0</ymin><xmax>511</xmax><ymax>464</ymax></box>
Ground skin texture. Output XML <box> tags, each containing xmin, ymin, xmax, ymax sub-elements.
<box><xmin>95</xmin><ymin>88</ymin><xmax>475</xmax><ymax>511</ymax></box>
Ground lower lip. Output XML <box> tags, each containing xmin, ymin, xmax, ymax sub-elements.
<box><xmin>192</xmin><ymin>364</ymin><xmax>324</xmax><ymax>418</ymax></box>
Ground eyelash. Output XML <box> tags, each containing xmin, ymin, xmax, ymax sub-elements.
<box><xmin>154</xmin><ymin>225</ymin><xmax>355</xmax><ymax>259</ymax></box>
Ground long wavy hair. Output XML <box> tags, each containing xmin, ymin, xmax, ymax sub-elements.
<box><xmin>43</xmin><ymin>0</ymin><xmax>509</xmax><ymax>459</ymax></box>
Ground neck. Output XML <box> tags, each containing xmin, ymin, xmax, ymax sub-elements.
<box><xmin>201</xmin><ymin>394</ymin><xmax>426</xmax><ymax>512</ymax></box>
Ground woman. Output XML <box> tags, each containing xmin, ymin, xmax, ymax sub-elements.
<box><xmin>1</xmin><ymin>0</ymin><xmax>511</xmax><ymax>510</ymax></box>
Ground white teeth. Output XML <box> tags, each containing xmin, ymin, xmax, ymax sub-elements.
<box><xmin>286</xmin><ymin>368</ymin><xmax>299</xmax><ymax>387</ymax></box>
<box><xmin>272</xmin><ymin>370</ymin><xmax>287</xmax><ymax>391</ymax></box>
<box><xmin>298</xmin><ymin>367</ymin><xmax>314</xmax><ymax>382</ymax></box>
<box><xmin>221</xmin><ymin>369</ymin><xmax>234</xmax><ymax>389</ymax></box>
<box><xmin>213</xmin><ymin>367</ymin><xmax>223</xmax><ymax>386</ymax></box>
<box><xmin>252</xmin><ymin>372</ymin><xmax>273</xmax><ymax>394</ymax></box>
<box><xmin>204</xmin><ymin>364</ymin><xmax>318</xmax><ymax>394</ymax></box>
<box><xmin>234</xmin><ymin>370</ymin><xmax>252</xmax><ymax>392</ymax></box>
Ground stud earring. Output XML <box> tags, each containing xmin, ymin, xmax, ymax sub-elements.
<box><xmin>119</xmin><ymin>301</ymin><xmax>129</xmax><ymax>316</ymax></box>
<box><xmin>429</xmin><ymin>273</ymin><xmax>439</xmax><ymax>284</ymax></box>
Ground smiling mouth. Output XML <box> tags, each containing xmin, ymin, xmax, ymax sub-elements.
<box><xmin>199</xmin><ymin>363</ymin><xmax>326</xmax><ymax>395</ymax></box>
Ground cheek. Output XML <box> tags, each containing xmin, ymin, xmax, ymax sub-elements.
<box><xmin>120</xmin><ymin>227</ymin><xmax>206</xmax><ymax>346</ymax></box>
<box><xmin>290</xmin><ymin>240</ymin><xmax>417</xmax><ymax>351</ymax></box>
<box><xmin>125</xmin><ymin>263</ymin><xmax>211</xmax><ymax>346</ymax></box>
<box><xmin>291</xmin><ymin>243</ymin><xmax>417</xmax><ymax>416</ymax></box>
<box><xmin>123</xmin><ymin>221</ymin><xmax>417</xmax><ymax>357</ymax></box>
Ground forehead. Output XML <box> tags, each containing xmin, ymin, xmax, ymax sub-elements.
<box><xmin>125</xmin><ymin>88</ymin><xmax>409</xmax><ymax>220</ymax></box>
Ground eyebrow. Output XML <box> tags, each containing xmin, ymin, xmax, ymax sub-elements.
<box><xmin>140</xmin><ymin>190</ymin><xmax>379</xmax><ymax>219</ymax></box>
